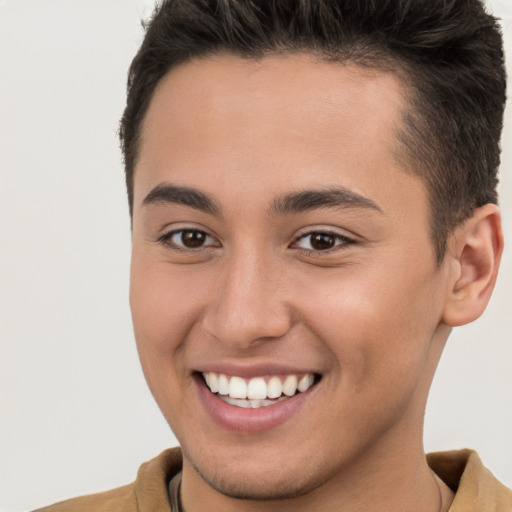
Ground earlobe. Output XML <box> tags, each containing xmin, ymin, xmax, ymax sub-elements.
<box><xmin>442</xmin><ymin>204</ymin><xmax>503</xmax><ymax>327</ymax></box>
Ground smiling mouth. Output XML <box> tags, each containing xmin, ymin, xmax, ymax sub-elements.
<box><xmin>201</xmin><ymin>372</ymin><xmax>320</xmax><ymax>409</ymax></box>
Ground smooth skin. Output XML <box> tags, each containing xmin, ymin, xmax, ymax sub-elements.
<box><xmin>130</xmin><ymin>54</ymin><xmax>502</xmax><ymax>512</ymax></box>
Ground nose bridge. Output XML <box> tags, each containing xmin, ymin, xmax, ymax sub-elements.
<box><xmin>202</xmin><ymin>244</ymin><xmax>291</xmax><ymax>348</ymax></box>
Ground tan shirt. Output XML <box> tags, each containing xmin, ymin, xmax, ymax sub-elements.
<box><xmin>33</xmin><ymin>448</ymin><xmax>512</xmax><ymax>511</ymax></box>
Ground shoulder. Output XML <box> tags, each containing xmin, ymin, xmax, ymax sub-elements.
<box><xmin>32</xmin><ymin>448</ymin><xmax>183</xmax><ymax>512</ymax></box>
<box><xmin>32</xmin><ymin>483</ymin><xmax>138</xmax><ymax>512</ymax></box>
<box><xmin>428</xmin><ymin>449</ymin><xmax>512</xmax><ymax>511</ymax></box>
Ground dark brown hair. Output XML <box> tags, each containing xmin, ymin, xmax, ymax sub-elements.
<box><xmin>119</xmin><ymin>0</ymin><xmax>506</xmax><ymax>261</ymax></box>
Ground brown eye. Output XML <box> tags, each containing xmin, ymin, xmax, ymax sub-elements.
<box><xmin>294</xmin><ymin>231</ymin><xmax>353</xmax><ymax>252</ymax></box>
<box><xmin>310</xmin><ymin>233</ymin><xmax>336</xmax><ymax>250</ymax></box>
<box><xmin>163</xmin><ymin>229</ymin><xmax>217</xmax><ymax>250</ymax></box>
<box><xmin>181</xmin><ymin>230</ymin><xmax>207</xmax><ymax>248</ymax></box>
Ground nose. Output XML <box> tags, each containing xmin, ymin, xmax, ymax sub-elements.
<box><xmin>201</xmin><ymin>249</ymin><xmax>292</xmax><ymax>349</ymax></box>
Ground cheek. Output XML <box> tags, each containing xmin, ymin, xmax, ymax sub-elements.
<box><xmin>130</xmin><ymin>255</ymin><xmax>207</xmax><ymax>350</ymax></box>
<box><xmin>129</xmin><ymin>255</ymin><xmax>211</xmax><ymax>427</ymax></box>
<box><xmin>128</xmin><ymin>254</ymin><xmax>212</xmax><ymax>410</ymax></box>
<box><xmin>293</xmin><ymin>261</ymin><xmax>443</xmax><ymax>386</ymax></box>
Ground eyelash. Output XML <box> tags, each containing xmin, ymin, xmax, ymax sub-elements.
<box><xmin>157</xmin><ymin>228</ymin><xmax>355</xmax><ymax>254</ymax></box>
<box><xmin>291</xmin><ymin>231</ymin><xmax>355</xmax><ymax>255</ymax></box>
<box><xmin>158</xmin><ymin>229</ymin><xmax>218</xmax><ymax>252</ymax></box>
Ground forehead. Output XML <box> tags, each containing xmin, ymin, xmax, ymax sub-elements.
<box><xmin>139</xmin><ymin>53</ymin><xmax>406</xmax><ymax>154</ymax></box>
<box><xmin>149</xmin><ymin>53</ymin><xmax>404</xmax><ymax>114</ymax></box>
<box><xmin>135</xmin><ymin>53</ymin><xmax>424</xmax><ymax>221</ymax></box>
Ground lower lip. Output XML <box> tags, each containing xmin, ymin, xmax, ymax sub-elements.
<box><xmin>195</xmin><ymin>375</ymin><xmax>316</xmax><ymax>433</ymax></box>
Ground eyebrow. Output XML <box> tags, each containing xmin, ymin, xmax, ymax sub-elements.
<box><xmin>143</xmin><ymin>183</ymin><xmax>221</xmax><ymax>215</ymax></box>
<box><xmin>142</xmin><ymin>183</ymin><xmax>382</xmax><ymax>217</ymax></box>
<box><xmin>271</xmin><ymin>187</ymin><xmax>383</xmax><ymax>215</ymax></box>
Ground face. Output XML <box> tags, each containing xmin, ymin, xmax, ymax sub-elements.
<box><xmin>130</xmin><ymin>55</ymin><xmax>452</xmax><ymax>501</ymax></box>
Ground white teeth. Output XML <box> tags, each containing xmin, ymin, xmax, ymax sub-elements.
<box><xmin>298</xmin><ymin>374</ymin><xmax>315</xmax><ymax>392</ymax></box>
<box><xmin>229</xmin><ymin>376</ymin><xmax>247</xmax><ymax>399</ymax></box>
<box><xmin>203</xmin><ymin>372</ymin><xmax>316</xmax><ymax>404</ymax></box>
<box><xmin>208</xmin><ymin>373</ymin><xmax>219</xmax><ymax>393</ymax></box>
<box><xmin>247</xmin><ymin>377</ymin><xmax>267</xmax><ymax>399</ymax></box>
<box><xmin>217</xmin><ymin>374</ymin><xmax>229</xmax><ymax>395</ymax></box>
<box><xmin>267</xmin><ymin>376</ymin><xmax>282</xmax><ymax>399</ymax></box>
<box><xmin>222</xmin><ymin>396</ymin><xmax>252</xmax><ymax>408</ymax></box>
<box><xmin>282</xmin><ymin>375</ymin><xmax>298</xmax><ymax>397</ymax></box>
<box><xmin>221</xmin><ymin>396</ymin><xmax>289</xmax><ymax>408</ymax></box>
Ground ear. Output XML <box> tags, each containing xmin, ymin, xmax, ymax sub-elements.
<box><xmin>442</xmin><ymin>204</ymin><xmax>503</xmax><ymax>327</ymax></box>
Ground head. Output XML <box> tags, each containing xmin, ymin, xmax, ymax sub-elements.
<box><xmin>121</xmin><ymin>0</ymin><xmax>505</xmax><ymax>507</ymax></box>
<box><xmin>120</xmin><ymin>0</ymin><xmax>506</xmax><ymax>262</ymax></box>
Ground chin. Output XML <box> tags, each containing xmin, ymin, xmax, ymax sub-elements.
<box><xmin>183</xmin><ymin>443</ymin><xmax>326</xmax><ymax>501</ymax></box>
<box><xmin>193</xmin><ymin>463</ymin><xmax>320</xmax><ymax>501</ymax></box>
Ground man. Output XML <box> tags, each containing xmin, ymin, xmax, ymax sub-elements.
<box><xmin>35</xmin><ymin>0</ymin><xmax>511</xmax><ymax>511</ymax></box>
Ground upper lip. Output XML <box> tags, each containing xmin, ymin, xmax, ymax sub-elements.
<box><xmin>195</xmin><ymin>361</ymin><xmax>321</xmax><ymax>379</ymax></box>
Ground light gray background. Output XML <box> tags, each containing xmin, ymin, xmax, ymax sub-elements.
<box><xmin>0</xmin><ymin>1</ymin><xmax>510</xmax><ymax>511</ymax></box>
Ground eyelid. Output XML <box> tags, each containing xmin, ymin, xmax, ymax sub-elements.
<box><xmin>157</xmin><ymin>225</ymin><xmax>221</xmax><ymax>251</ymax></box>
<box><xmin>291</xmin><ymin>227</ymin><xmax>356</xmax><ymax>253</ymax></box>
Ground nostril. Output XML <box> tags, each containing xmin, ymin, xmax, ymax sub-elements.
<box><xmin>201</xmin><ymin>279</ymin><xmax>292</xmax><ymax>349</ymax></box>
